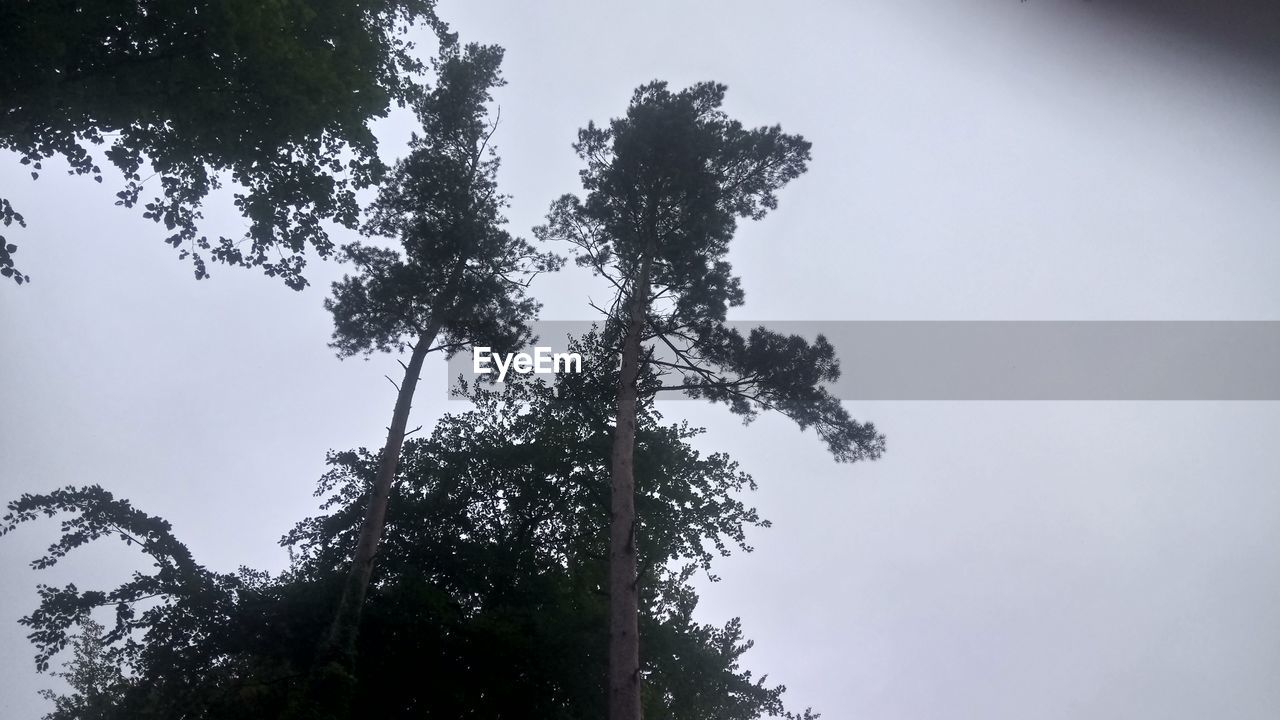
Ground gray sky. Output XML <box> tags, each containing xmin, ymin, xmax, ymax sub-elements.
<box><xmin>3</xmin><ymin>1</ymin><xmax>1279</xmax><ymax>717</ymax></box>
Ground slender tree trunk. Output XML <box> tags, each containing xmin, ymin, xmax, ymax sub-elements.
<box><xmin>324</xmin><ymin>320</ymin><xmax>441</xmax><ymax>664</ymax></box>
<box><xmin>608</xmin><ymin>255</ymin><xmax>653</xmax><ymax>720</ymax></box>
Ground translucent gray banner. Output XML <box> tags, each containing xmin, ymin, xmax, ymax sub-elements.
<box><xmin>446</xmin><ymin>321</ymin><xmax>1280</xmax><ymax>400</ymax></box>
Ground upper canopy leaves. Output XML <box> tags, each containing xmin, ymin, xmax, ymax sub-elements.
<box><xmin>0</xmin><ymin>485</ymin><xmax>239</xmax><ymax>676</ymax></box>
<box><xmin>542</xmin><ymin>81</ymin><xmax>810</xmax><ymax>325</ymax></box>
<box><xmin>326</xmin><ymin>42</ymin><xmax>561</xmax><ymax>357</ymax></box>
<box><xmin>0</xmin><ymin>0</ymin><xmax>442</xmax><ymax>286</ymax></box>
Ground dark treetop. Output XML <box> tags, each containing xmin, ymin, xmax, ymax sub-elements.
<box><xmin>0</xmin><ymin>0</ymin><xmax>441</xmax><ymax>287</ymax></box>
<box><xmin>326</xmin><ymin>42</ymin><xmax>561</xmax><ymax>359</ymax></box>
<box><xmin>540</xmin><ymin>80</ymin><xmax>884</xmax><ymax>462</ymax></box>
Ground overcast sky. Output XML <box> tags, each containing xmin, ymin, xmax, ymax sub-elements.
<box><xmin>3</xmin><ymin>1</ymin><xmax>1279</xmax><ymax>718</ymax></box>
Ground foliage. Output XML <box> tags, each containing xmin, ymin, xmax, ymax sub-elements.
<box><xmin>38</xmin><ymin>618</ymin><xmax>128</xmax><ymax>720</ymax></box>
<box><xmin>0</xmin><ymin>485</ymin><xmax>273</xmax><ymax>717</ymax></box>
<box><xmin>545</xmin><ymin>81</ymin><xmax>809</xmax><ymax>293</ymax></box>
<box><xmin>539</xmin><ymin>80</ymin><xmax>884</xmax><ymax>463</ymax></box>
<box><xmin>538</xmin><ymin>81</ymin><xmax>879</xmax><ymax>718</ymax></box>
<box><xmin>287</xmin><ymin>335</ymin><xmax>815</xmax><ymax>718</ymax></box>
<box><xmin>1</xmin><ymin>196</ymin><xmax>27</xmax><ymax>283</ymax></box>
<box><xmin>0</xmin><ymin>485</ymin><xmax>239</xmax><ymax>675</ymax></box>
<box><xmin>293</xmin><ymin>334</ymin><xmax>765</xmax><ymax>591</ymax></box>
<box><xmin>3</xmin><ymin>335</ymin><xmax>816</xmax><ymax>719</ymax></box>
<box><xmin>325</xmin><ymin>41</ymin><xmax>562</xmax><ymax>358</ymax></box>
<box><xmin>0</xmin><ymin>0</ymin><xmax>442</xmax><ymax>286</ymax></box>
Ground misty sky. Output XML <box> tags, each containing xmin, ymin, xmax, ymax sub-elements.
<box><xmin>3</xmin><ymin>1</ymin><xmax>1279</xmax><ymax>718</ymax></box>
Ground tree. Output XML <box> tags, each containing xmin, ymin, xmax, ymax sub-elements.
<box><xmin>38</xmin><ymin>618</ymin><xmax>127</xmax><ymax>720</ymax></box>
<box><xmin>318</xmin><ymin>39</ymin><xmax>561</xmax><ymax>682</ymax></box>
<box><xmin>284</xmin><ymin>339</ymin><xmax>817</xmax><ymax>719</ymax></box>
<box><xmin>3</xmin><ymin>336</ymin><xmax>817</xmax><ymax>719</ymax></box>
<box><xmin>0</xmin><ymin>0</ymin><xmax>442</xmax><ymax>287</ymax></box>
<box><xmin>538</xmin><ymin>81</ymin><xmax>885</xmax><ymax>720</ymax></box>
<box><xmin>0</xmin><ymin>484</ymin><xmax>253</xmax><ymax>718</ymax></box>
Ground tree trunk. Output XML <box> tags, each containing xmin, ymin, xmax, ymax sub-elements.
<box><xmin>324</xmin><ymin>321</ymin><xmax>440</xmax><ymax>664</ymax></box>
<box><xmin>608</xmin><ymin>255</ymin><xmax>653</xmax><ymax>720</ymax></box>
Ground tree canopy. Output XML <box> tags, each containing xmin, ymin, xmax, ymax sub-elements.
<box><xmin>541</xmin><ymin>80</ymin><xmax>884</xmax><ymax>464</ymax></box>
<box><xmin>0</xmin><ymin>0</ymin><xmax>442</xmax><ymax>287</ymax></box>
<box><xmin>327</xmin><ymin>41</ymin><xmax>560</xmax><ymax>360</ymax></box>
<box><xmin>3</xmin><ymin>337</ymin><xmax>817</xmax><ymax>719</ymax></box>
<box><xmin>37</xmin><ymin>618</ymin><xmax>128</xmax><ymax>720</ymax></box>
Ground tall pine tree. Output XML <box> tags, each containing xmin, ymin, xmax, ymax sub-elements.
<box><xmin>539</xmin><ymin>81</ymin><xmax>885</xmax><ymax>720</ymax></box>
<box><xmin>319</xmin><ymin>39</ymin><xmax>560</xmax><ymax>681</ymax></box>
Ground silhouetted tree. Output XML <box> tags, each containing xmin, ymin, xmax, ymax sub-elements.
<box><xmin>318</xmin><ymin>39</ymin><xmax>561</xmax><ymax>689</ymax></box>
<box><xmin>0</xmin><ymin>0</ymin><xmax>442</xmax><ymax>286</ymax></box>
<box><xmin>3</xmin><ymin>335</ymin><xmax>817</xmax><ymax>719</ymax></box>
<box><xmin>285</xmin><ymin>336</ymin><xmax>815</xmax><ymax>719</ymax></box>
<box><xmin>539</xmin><ymin>81</ymin><xmax>885</xmax><ymax>720</ymax></box>
<box><xmin>38</xmin><ymin>618</ymin><xmax>127</xmax><ymax>720</ymax></box>
<box><xmin>0</xmin><ymin>484</ymin><xmax>253</xmax><ymax>718</ymax></box>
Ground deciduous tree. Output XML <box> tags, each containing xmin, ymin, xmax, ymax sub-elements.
<box><xmin>38</xmin><ymin>618</ymin><xmax>127</xmax><ymax>720</ymax></box>
<box><xmin>0</xmin><ymin>0</ymin><xmax>442</xmax><ymax>287</ymax></box>
<box><xmin>3</xmin><ymin>335</ymin><xmax>817</xmax><ymax>719</ymax></box>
